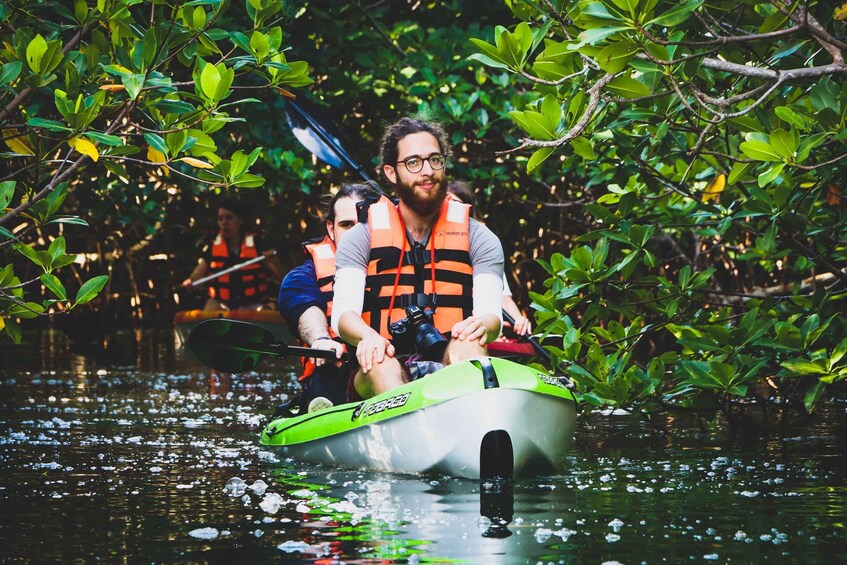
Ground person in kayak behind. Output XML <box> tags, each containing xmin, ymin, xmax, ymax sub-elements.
<box><xmin>181</xmin><ymin>198</ymin><xmax>284</xmax><ymax>311</ymax></box>
<box><xmin>446</xmin><ymin>180</ymin><xmax>532</xmax><ymax>338</ymax></box>
<box><xmin>277</xmin><ymin>182</ymin><xmax>383</xmax><ymax>413</ymax></box>
<box><xmin>332</xmin><ymin>117</ymin><xmax>505</xmax><ymax>400</ymax></box>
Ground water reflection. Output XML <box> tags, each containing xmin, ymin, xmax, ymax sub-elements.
<box><xmin>0</xmin><ymin>328</ymin><xmax>844</xmax><ymax>562</ymax></box>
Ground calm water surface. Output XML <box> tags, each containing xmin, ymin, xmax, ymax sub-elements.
<box><xmin>1</xmin><ymin>329</ymin><xmax>844</xmax><ymax>563</ymax></box>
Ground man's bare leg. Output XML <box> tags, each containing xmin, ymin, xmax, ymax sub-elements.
<box><xmin>353</xmin><ymin>356</ymin><xmax>405</xmax><ymax>399</ymax></box>
<box><xmin>443</xmin><ymin>338</ymin><xmax>487</xmax><ymax>366</ymax></box>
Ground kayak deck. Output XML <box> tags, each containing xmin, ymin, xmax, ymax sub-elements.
<box><xmin>260</xmin><ymin>357</ymin><xmax>577</xmax><ymax>479</ymax></box>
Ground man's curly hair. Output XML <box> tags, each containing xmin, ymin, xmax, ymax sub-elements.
<box><xmin>378</xmin><ymin>117</ymin><xmax>452</xmax><ymax>172</ymax></box>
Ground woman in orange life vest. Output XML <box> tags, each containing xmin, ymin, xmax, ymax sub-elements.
<box><xmin>181</xmin><ymin>198</ymin><xmax>283</xmax><ymax>311</ymax></box>
<box><xmin>277</xmin><ymin>183</ymin><xmax>383</xmax><ymax>409</ymax></box>
<box><xmin>446</xmin><ymin>180</ymin><xmax>532</xmax><ymax>337</ymax></box>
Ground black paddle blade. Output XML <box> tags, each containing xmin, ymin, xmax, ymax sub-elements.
<box><xmin>285</xmin><ymin>96</ymin><xmax>349</xmax><ymax>170</ymax></box>
<box><xmin>188</xmin><ymin>319</ymin><xmax>282</xmax><ymax>373</ymax></box>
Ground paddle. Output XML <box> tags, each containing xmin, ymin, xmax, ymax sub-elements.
<box><xmin>188</xmin><ymin>318</ymin><xmax>339</xmax><ymax>373</ymax></box>
<box><xmin>285</xmin><ymin>95</ymin><xmax>374</xmax><ymax>183</ymax></box>
<box><xmin>188</xmin><ymin>251</ymin><xmax>276</xmax><ymax>287</ymax></box>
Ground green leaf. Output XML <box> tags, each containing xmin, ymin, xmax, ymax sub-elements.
<box><xmin>47</xmin><ymin>236</ymin><xmax>66</xmax><ymax>260</ymax></box>
<box><xmin>0</xmin><ymin>180</ymin><xmax>14</xmax><ymax>210</ymax></box>
<box><xmin>728</xmin><ymin>161</ymin><xmax>752</xmax><ymax>185</ymax></box>
<box><xmin>570</xmin><ymin>137</ymin><xmax>595</xmax><ymax>160</ymax></box>
<box><xmin>527</xmin><ymin>147</ymin><xmax>554</xmax><ymax>173</ymax></box>
<box><xmin>0</xmin><ymin>61</ymin><xmax>23</xmax><ymax>86</ymax></box>
<box><xmin>804</xmin><ymin>380</ymin><xmax>825</xmax><ymax>413</ymax></box>
<box><xmin>26</xmin><ymin>34</ymin><xmax>48</xmax><ymax>73</ymax></box>
<box><xmin>74</xmin><ymin>275</ymin><xmax>109</xmax><ymax>307</ymax></box>
<box><xmin>575</xmin><ymin>26</ymin><xmax>630</xmax><ymax>47</ymax></box>
<box><xmin>27</xmin><ymin>117</ymin><xmax>73</xmax><ymax>132</ymax></box>
<box><xmin>596</xmin><ymin>41</ymin><xmax>637</xmax><ymax>74</ymax></box>
<box><xmin>40</xmin><ymin>273</ymin><xmax>67</xmax><ymax>300</ymax></box>
<box><xmin>769</xmin><ymin>128</ymin><xmax>796</xmax><ymax>160</ymax></box>
<box><xmin>757</xmin><ymin>163</ymin><xmax>785</xmax><ymax>187</ymax></box>
<box><xmin>606</xmin><ymin>76</ymin><xmax>651</xmax><ymax>98</ymax></box>
<box><xmin>780</xmin><ymin>359</ymin><xmax>828</xmax><ymax>375</ymax></box>
<box><xmin>143</xmin><ymin>133</ymin><xmax>169</xmax><ymax>156</ymax></box>
<box><xmin>647</xmin><ymin>0</ymin><xmax>703</xmax><ymax>27</ymax></box>
<box><xmin>121</xmin><ymin>73</ymin><xmax>145</xmax><ymax>100</ymax></box>
<box><xmin>739</xmin><ymin>140</ymin><xmax>782</xmax><ymax>162</ymax></box>
<box><xmin>83</xmin><ymin>132</ymin><xmax>124</xmax><ymax>146</ymax></box>
<box><xmin>774</xmin><ymin>106</ymin><xmax>808</xmax><ymax>130</ymax></box>
<box><xmin>13</xmin><ymin>243</ymin><xmax>49</xmax><ymax>268</ymax></box>
<box><xmin>200</xmin><ymin>60</ymin><xmax>222</xmax><ymax>101</ymax></box>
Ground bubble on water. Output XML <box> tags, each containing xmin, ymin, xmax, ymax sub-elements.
<box><xmin>150</xmin><ymin>467</ymin><xmax>162</xmax><ymax>473</ymax></box>
<box><xmin>344</xmin><ymin>491</ymin><xmax>359</xmax><ymax>501</ymax></box>
<box><xmin>534</xmin><ymin>528</ymin><xmax>553</xmax><ymax>543</ymax></box>
<box><xmin>555</xmin><ymin>528</ymin><xmax>577</xmax><ymax>541</ymax></box>
<box><xmin>259</xmin><ymin>492</ymin><xmax>284</xmax><ymax>514</ymax></box>
<box><xmin>599</xmin><ymin>474</ymin><xmax>612</xmax><ymax>482</ymax></box>
<box><xmin>477</xmin><ymin>516</ymin><xmax>492</xmax><ymax>533</ymax></box>
<box><xmin>188</xmin><ymin>527</ymin><xmax>219</xmax><ymax>539</ymax></box>
<box><xmin>608</xmin><ymin>518</ymin><xmax>624</xmax><ymax>532</ymax></box>
<box><xmin>329</xmin><ymin>500</ymin><xmax>358</xmax><ymax>514</ymax></box>
<box><xmin>224</xmin><ymin>477</ymin><xmax>247</xmax><ymax>497</ymax></box>
<box><xmin>601</xmin><ymin>562</ymin><xmax>625</xmax><ymax>565</ymax></box>
<box><xmin>605</xmin><ymin>533</ymin><xmax>621</xmax><ymax>543</ymax></box>
<box><xmin>249</xmin><ymin>479</ymin><xmax>268</xmax><ymax>496</ymax></box>
<box><xmin>51</xmin><ymin>418</ymin><xmax>71</xmax><ymax>429</ymax></box>
<box><xmin>242</xmin><ymin>494</ymin><xmax>251</xmax><ymax>505</ymax></box>
<box><xmin>277</xmin><ymin>540</ymin><xmax>310</xmax><ymax>553</ymax></box>
<box><xmin>253</xmin><ymin>529</ymin><xmax>264</xmax><ymax>538</ymax></box>
<box><xmin>34</xmin><ymin>462</ymin><xmax>62</xmax><ymax>470</ymax></box>
<box><xmin>739</xmin><ymin>491</ymin><xmax>760</xmax><ymax>497</ymax></box>
<box><xmin>703</xmin><ymin>554</ymin><xmax>719</xmax><ymax>560</ymax></box>
<box><xmin>760</xmin><ymin>534</ymin><xmax>773</xmax><ymax>541</ymax></box>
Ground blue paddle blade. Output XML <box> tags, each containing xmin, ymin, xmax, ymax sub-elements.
<box><xmin>285</xmin><ymin>97</ymin><xmax>349</xmax><ymax>170</ymax></box>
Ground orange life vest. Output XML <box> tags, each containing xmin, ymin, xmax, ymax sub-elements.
<box><xmin>298</xmin><ymin>235</ymin><xmax>344</xmax><ymax>381</ymax></box>
<box><xmin>362</xmin><ymin>195</ymin><xmax>473</xmax><ymax>340</ymax></box>
<box><xmin>207</xmin><ymin>231</ymin><xmax>268</xmax><ymax>306</ymax></box>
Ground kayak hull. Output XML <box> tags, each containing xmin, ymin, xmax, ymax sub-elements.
<box><xmin>260</xmin><ymin>358</ymin><xmax>577</xmax><ymax>479</ymax></box>
<box><xmin>174</xmin><ymin>309</ymin><xmax>291</xmax><ymax>348</ymax></box>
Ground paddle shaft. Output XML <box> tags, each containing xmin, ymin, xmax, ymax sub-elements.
<box><xmin>190</xmin><ymin>251</ymin><xmax>275</xmax><ymax>287</ymax></box>
<box><xmin>502</xmin><ymin>310</ymin><xmax>549</xmax><ymax>361</ymax></box>
<box><xmin>216</xmin><ymin>339</ymin><xmax>341</xmax><ymax>361</ymax></box>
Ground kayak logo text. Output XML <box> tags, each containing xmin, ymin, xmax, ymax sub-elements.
<box><xmin>353</xmin><ymin>392</ymin><xmax>411</xmax><ymax>420</ymax></box>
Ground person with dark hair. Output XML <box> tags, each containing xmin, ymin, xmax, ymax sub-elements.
<box><xmin>182</xmin><ymin>198</ymin><xmax>283</xmax><ymax>311</ymax></box>
<box><xmin>446</xmin><ymin>181</ymin><xmax>532</xmax><ymax>337</ymax></box>
<box><xmin>332</xmin><ymin>117</ymin><xmax>505</xmax><ymax>400</ymax></box>
<box><xmin>277</xmin><ymin>182</ymin><xmax>383</xmax><ymax>411</ymax></box>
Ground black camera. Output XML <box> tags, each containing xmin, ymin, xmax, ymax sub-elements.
<box><xmin>388</xmin><ymin>305</ymin><xmax>448</xmax><ymax>360</ymax></box>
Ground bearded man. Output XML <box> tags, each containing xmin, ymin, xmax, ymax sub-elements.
<box><xmin>331</xmin><ymin>118</ymin><xmax>504</xmax><ymax>399</ymax></box>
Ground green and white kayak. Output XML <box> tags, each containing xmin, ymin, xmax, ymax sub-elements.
<box><xmin>260</xmin><ymin>357</ymin><xmax>577</xmax><ymax>480</ymax></box>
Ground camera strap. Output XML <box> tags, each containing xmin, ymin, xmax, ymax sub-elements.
<box><xmin>386</xmin><ymin>213</ymin><xmax>438</xmax><ymax>328</ymax></box>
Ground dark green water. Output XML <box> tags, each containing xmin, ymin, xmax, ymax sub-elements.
<box><xmin>1</xmin><ymin>329</ymin><xmax>844</xmax><ymax>563</ymax></box>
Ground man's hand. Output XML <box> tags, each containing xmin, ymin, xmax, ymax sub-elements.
<box><xmin>312</xmin><ymin>339</ymin><xmax>345</xmax><ymax>367</ymax></box>
<box><xmin>356</xmin><ymin>331</ymin><xmax>395</xmax><ymax>373</ymax></box>
<box><xmin>511</xmin><ymin>315</ymin><xmax>531</xmax><ymax>337</ymax></box>
<box><xmin>451</xmin><ymin>316</ymin><xmax>488</xmax><ymax>345</ymax></box>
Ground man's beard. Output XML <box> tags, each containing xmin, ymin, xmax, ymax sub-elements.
<box><xmin>394</xmin><ymin>176</ymin><xmax>446</xmax><ymax>217</ymax></box>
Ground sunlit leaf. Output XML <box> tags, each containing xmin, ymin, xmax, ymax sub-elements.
<box><xmin>701</xmin><ymin>174</ymin><xmax>725</xmax><ymax>203</ymax></box>
<box><xmin>73</xmin><ymin>275</ymin><xmax>109</xmax><ymax>307</ymax></box>
<box><xmin>68</xmin><ymin>137</ymin><xmax>99</xmax><ymax>162</ymax></box>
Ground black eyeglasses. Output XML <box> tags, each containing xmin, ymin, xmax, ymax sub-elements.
<box><xmin>396</xmin><ymin>154</ymin><xmax>446</xmax><ymax>173</ymax></box>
